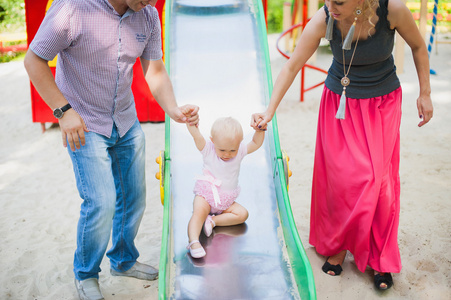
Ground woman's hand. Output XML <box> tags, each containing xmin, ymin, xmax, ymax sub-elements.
<box><xmin>250</xmin><ymin>112</ymin><xmax>272</xmax><ymax>131</ymax></box>
<box><xmin>417</xmin><ymin>94</ymin><xmax>433</xmax><ymax>127</ymax></box>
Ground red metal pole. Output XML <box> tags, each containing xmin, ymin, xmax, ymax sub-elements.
<box><xmin>262</xmin><ymin>0</ymin><xmax>268</xmax><ymax>26</ymax></box>
<box><xmin>301</xmin><ymin>66</ymin><xmax>305</xmax><ymax>102</ymax></box>
<box><xmin>300</xmin><ymin>0</ymin><xmax>309</xmax><ymax>101</ymax></box>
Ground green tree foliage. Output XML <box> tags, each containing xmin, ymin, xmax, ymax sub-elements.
<box><xmin>0</xmin><ymin>0</ymin><xmax>288</xmax><ymax>34</ymax></box>
<box><xmin>0</xmin><ymin>0</ymin><xmax>25</xmax><ymax>33</ymax></box>
<box><xmin>267</xmin><ymin>0</ymin><xmax>285</xmax><ymax>33</ymax></box>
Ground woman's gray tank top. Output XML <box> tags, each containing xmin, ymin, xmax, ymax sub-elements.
<box><xmin>324</xmin><ymin>0</ymin><xmax>400</xmax><ymax>98</ymax></box>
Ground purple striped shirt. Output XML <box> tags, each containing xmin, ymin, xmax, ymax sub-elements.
<box><xmin>30</xmin><ymin>0</ymin><xmax>163</xmax><ymax>137</ymax></box>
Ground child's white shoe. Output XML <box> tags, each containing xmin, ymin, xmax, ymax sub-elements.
<box><xmin>203</xmin><ymin>215</ymin><xmax>216</xmax><ymax>237</ymax></box>
<box><xmin>187</xmin><ymin>240</ymin><xmax>206</xmax><ymax>258</ymax></box>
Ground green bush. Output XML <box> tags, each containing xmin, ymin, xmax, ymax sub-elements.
<box><xmin>266</xmin><ymin>0</ymin><xmax>325</xmax><ymax>34</ymax></box>
<box><xmin>0</xmin><ymin>1</ymin><xmax>26</xmax><ymax>63</ymax></box>
<box><xmin>0</xmin><ymin>0</ymin><xmax>25</xmax><ymax>33</ymax></box>
<box><xmin>267</xmin><ymin>0</ymin><xmax>286</xmax><ymax>33</ymax></box>
<box><xmin>0</xmin><ymin>50</ymin><xmax>25</xmax><ymax>63</ymax></box>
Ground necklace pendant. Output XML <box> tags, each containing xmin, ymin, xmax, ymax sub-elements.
<box><xmin>341</xmin><ymin>76</ymin><xmax>350</xmax><ymax>87</ymax></box>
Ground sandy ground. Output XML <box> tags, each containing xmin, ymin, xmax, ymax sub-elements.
<box><xmin>0</xmin><ymin>34</ymin><xmax>449</xmax><ymax>299</ymax></box>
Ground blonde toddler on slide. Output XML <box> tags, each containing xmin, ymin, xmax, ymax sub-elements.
<box><xmin>185</xmin><ymin>116</ymin><xmax>265</xmax><ymax>258</ymax></box>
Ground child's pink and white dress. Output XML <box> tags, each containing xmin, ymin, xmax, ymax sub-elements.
<box><xmin>193</xmin><ymin>140</ymin><xmax>247</xmax><ymax>214</ymax></box>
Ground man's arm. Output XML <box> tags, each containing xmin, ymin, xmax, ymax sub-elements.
<box><xmin>24</xmin><ymin>50</ymin><xmax>88</xmax><ymax>151</ymax></box>
<box><xmin>141</xmin><ymin>58</ymin><xmax>199</xmax><ymax>125</ymax></box>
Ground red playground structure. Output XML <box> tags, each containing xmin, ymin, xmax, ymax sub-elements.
<box><xmin>278</xmin><ymin>0</ymin><xmax>328</xmax><ymax>102</ymax></box>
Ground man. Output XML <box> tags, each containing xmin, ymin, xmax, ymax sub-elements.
<box><xmin>24</xmin><ymin>1</ymin><xmax>198</xmax><ymax>299</ymax></box>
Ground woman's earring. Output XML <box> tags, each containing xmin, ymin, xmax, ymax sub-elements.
<box><xmin>325</xmin><ymin>15</ymin><xmax>334</xmax><ymax>41</ymax></box>
<box><xmin>342</xmin><ymin>7</ymin><xmax>362</xmax><ymax>50</ymax></box>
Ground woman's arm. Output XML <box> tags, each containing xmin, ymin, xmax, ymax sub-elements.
<box><xmin>388</xmin><ymin>0</ymin><xmax>433</xmax><ymax>127</ymax></box>
<box><xmin>251</xmin><ymin>7</ymin><xmax>327</xmax><ymax>130</ymax></box>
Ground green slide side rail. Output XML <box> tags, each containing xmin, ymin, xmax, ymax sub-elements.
<box><xmin>158</xmin><ymin>1</ymin><xmax>316</xmax><ymax>299</ymax></box>
<box><xmin>255</xmin><ymin>1</ymin><xmax>316</xmax><ymax>299</ymax></box>
<box><xmin>157</xmin><ymin>0</ymin><xmax>172</xmax><ymax>298</ymax></box>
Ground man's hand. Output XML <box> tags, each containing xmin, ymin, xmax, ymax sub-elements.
<box><xmin>172</xmin><ymin>104</ymin><xmax>200</xmax><ymax>126</ymax></box>
<box><xmin>59</xmin><ymin>109</ymin><xmax>89</xmax><ymax>151</ymax></box>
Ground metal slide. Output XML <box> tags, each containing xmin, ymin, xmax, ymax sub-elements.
<box><xmin>157</xmin><ymin>1</ymin><xmax>316</xmax><ymax>299</ymax></box>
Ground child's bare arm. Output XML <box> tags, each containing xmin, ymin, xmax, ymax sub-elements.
<box><xmin>247</xmin><ymin>130</ymin><xmax>265</xmax><ymax>154</ymax></box>
<box><xmin>186</xmin><ymin>123</ymin><xmax>206</xmax><ymax>151</ymax></box>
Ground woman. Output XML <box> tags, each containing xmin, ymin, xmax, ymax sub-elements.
<box><xmin>251</xmin><ymin>0</ymin><xmax>433</xmax><ymax>290</ymax></box>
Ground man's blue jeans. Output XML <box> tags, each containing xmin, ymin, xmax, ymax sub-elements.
<box><xmin>68</xmin><ymin>120</ymin><xmax>146</xmax><ymax>281</ymax></box>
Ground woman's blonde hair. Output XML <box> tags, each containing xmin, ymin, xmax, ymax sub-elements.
<box><xmin>211</xmin><ymin>117</ymin><xmax>243</xmax><ymax>141</ymax></box>
<box><xmin>361</xmin><ymin>0</ymin><xmax>380</xmax><ymax>35</ymax></box>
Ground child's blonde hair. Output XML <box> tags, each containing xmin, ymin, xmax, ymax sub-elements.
<box><xmin>211</xmin><ymin>117</ymin><xmax>243</xmax><ymax>141</ymax></box>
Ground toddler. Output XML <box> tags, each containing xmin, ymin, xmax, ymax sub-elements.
<box><xmin>186</xmin><ymin>116</ymin><xmax>265</xmax><ymax>258</ymax></box>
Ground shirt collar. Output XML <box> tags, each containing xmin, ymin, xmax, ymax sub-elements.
<box><xmin>103</xmin><ymin>0</ymin><xmax>135</xmax><ymax>18</ymax></box>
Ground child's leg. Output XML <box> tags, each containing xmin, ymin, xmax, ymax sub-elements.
<box><xmin>187</xmin><ymin>196</ymin><xmax>211</xmax><ymax>249</ymax></box>
<box><xmin>212</xmin><ymin>202</ymin><xmax>248</xmax><ymax>227</ymax></box>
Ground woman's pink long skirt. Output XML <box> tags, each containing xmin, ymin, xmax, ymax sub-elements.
<box><xmin>309</xmin><ymin>86</ymin><xmax>403</xmax><ymax>273</ymax></box>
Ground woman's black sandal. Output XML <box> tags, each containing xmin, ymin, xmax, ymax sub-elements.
<box><xmin>322</xmin><ymin>258</ymin><xmax>343</xmax><ymax>276</ymax></box>
<box><xmin>374</xmin><ymin>273</ymin><xmax>393</xmax><ymax>290</ymax></box>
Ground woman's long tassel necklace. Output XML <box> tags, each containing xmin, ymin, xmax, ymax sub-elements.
<box><xmin>336</xmin><ymin>10</ymin><xmax>363</xmax><ymax>119</ymax></box>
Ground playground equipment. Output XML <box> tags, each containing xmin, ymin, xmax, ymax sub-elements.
<box><xmin>156</xmin><ymin>0</ymin><xmax>315</xmax><ymax>299</ymax></box>
<box><xmin>278</xmin><ymin>0</ymin><xmax>328</xmax><ymax>102</ymax></box>
<box><xmin>427</xmin><ymin>0</ymin><xmax>438</xmax><ymax>75</ymax></box>
<box><xmin>395</xmin><ymin>0</ymin><xmax>445</xmax><ymax>74</ymax></box>
<box><xmin>0</xmin><ymin>32</ymin><xmax>27</xmax><ymax>55</ymax></box>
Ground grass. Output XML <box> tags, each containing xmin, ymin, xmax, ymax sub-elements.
<box><xmin>0</xmin><ymin>50</ymin><xmax>25</xmax><ymax>62</ymax></box>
